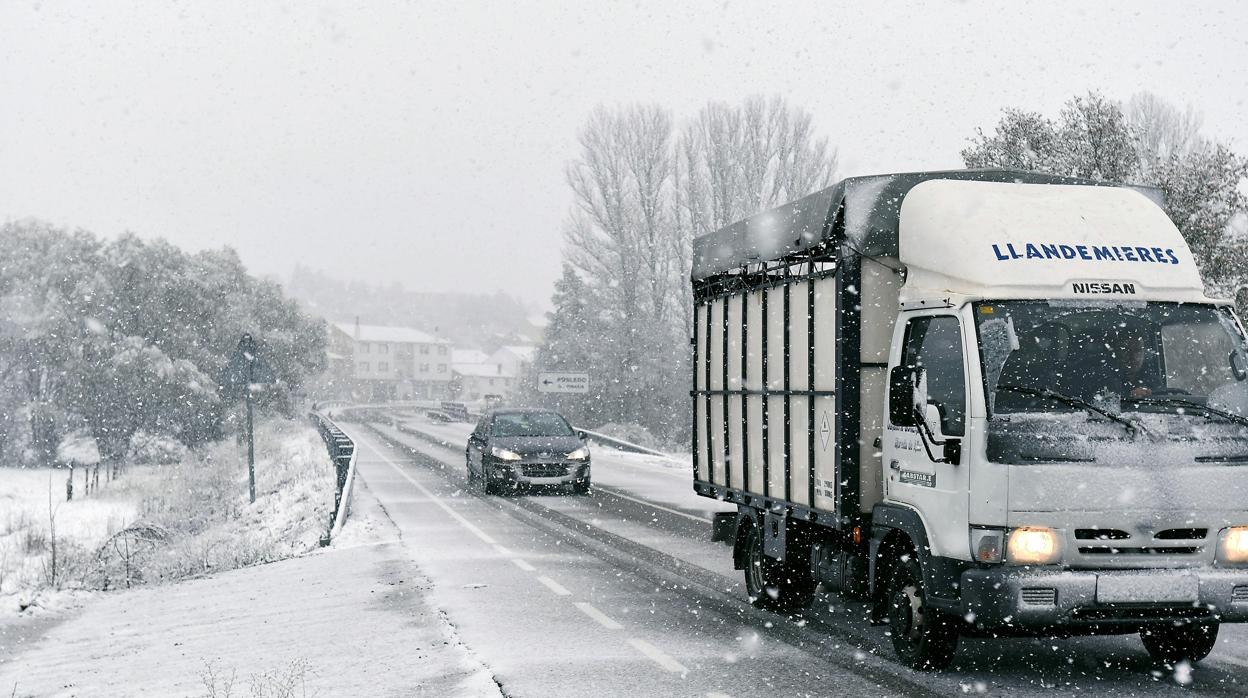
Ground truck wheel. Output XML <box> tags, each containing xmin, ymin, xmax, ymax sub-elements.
<box><xmin>1141</xmin><ymin>622</ymin><xmax>1219</xmax><ymax>664</ymax></box>
<box><xmin>743</xmin><ymin>524</ymin><xmax>815</xmax><ymax>612</ymax></box>
<box><xmin>888</xmin><ymin>557</ymin><xmax>958</xmax><ymax>670</ymax></box>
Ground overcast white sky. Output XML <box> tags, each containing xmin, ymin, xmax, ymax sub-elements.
<box><xmin>3</xmin><ymin>1</ymin><xmax>1246</xmax><ymax>307</ymax></box>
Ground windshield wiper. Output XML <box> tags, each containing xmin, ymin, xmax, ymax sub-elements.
<box><xmin>996</xmin><ymin>384</ymin><xmax>1140</xmax><ymax>434</ymax></box>
<box><xmin>1132</xmin><ymin>396</ymin><xmax>1248</xmax><ymax>430</ymax></box>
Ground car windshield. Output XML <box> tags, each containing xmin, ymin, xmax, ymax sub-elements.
<box><xmin>491</xmin><ymin>412</ymin><xmax>574</xmax><ymax>437</ymax></box>
<box><xmin>975</xmin><ymin>300</ymin><xmax>1248</xmax><ymax>464</ymax></box>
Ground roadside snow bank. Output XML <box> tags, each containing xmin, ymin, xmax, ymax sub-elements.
<box><xmin>0</xmin><ymin>419</ymin><xmax>335</xmax><ymax>619</ymax></box>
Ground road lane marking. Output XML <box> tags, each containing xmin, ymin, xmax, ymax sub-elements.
<box><xmin>574</xmin><ymin>602</ymin><xmax>623</xmax><ymax>630</ymax></box>
<box><xmin>493</xmin><ymin>544</ymin><xmax>513</xmax><ymax>556</ymax></box>
<box><xmin>537</xmin><ymin>575</ymin><xmax>572</xmax><ymax>596</ymax></box>
<box><xmin>706</xmin><ymin>693</ymin><xmax>734</xmax><ymax>698</ymax></box>
<box><xmin>354</xmin><ymin>434</ymin><xmax>498</xmax><ymax>546</ymax></box>
<box><xmin>511</xmin><ymin>558</ymin><xmax>537</xmax><ymax>572</ymax></box>
<box><xmin>627</xmin><ymin>638</ymin><xmax>688</xmax><ymax>674</ymax></box>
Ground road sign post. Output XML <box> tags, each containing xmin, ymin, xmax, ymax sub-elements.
<box><xmin>536</xmin><ymin>372</ymin><xmax>590</xmax><ymax>394</ymax></box>
<box><xmin>226</xmin><ymin>333</ymin><xmax>273</xmax><ymax>504</ymax></box>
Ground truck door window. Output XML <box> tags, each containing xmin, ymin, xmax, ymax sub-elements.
<box><xmin>901</xmin><ymin>316</ymin><xmax>967</xmax><ymax>436</ymax></box>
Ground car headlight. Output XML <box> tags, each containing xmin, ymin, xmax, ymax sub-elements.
<box><xmin>1007</xmin><ymin>527</ymin><xmax>1061</xmax><ymax>566</ymax></box>
<box><xmin>566</xmin><ymin>447</ymin><xmax>590</xmax><ymax>460</ymax></box>
<box><xmin>491</xmin><ymin>446</ymin><xmax>522</xmax><ymax>461</ymax></box>
<box><xmin>1218</xmin><ymin>526</ymin><xmax>1248</xmax><ymax>565</ymax></box>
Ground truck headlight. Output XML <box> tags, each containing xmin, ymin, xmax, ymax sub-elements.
<box><xmin>1218</xmin><ymin>526</ymin><xmax>1248</xmax><ymax>565</ymax></box>
<box><xmin>491</xmin><ymin>447</ymin><xmax>522</xmax><ymax>461</ymax></box>
<box><xmin>1007</xmin><ymin>527</ymin><xmax>1061</xmax><ymax>566</ymax></box>
<box><xmin>566</xmin><ymin>447</ymin><xmax>590</xmax><ymax>460</ymax></box>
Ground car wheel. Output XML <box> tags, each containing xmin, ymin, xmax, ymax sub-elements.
<box><xmin>1141</xmin><ymin>622</ymin><xmax>1219</xmax><ymax>665</ymax></box>
<box><xmin>888</xmin><ymin>556</ymin><xmax>958</xmax><ymax>670</ymax></box>
<box><xmin>741</xmin><ymin>523</ymin><xmax>815</xmax><ymax>612</ymax></box>
<box><xmin>572</xmin><ymin>478</ymin><xmax>591</xmax><ymax>495</ymax></box>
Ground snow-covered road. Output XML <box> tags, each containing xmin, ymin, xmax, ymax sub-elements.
<box><xmin>353</xmin><ymin>412</ymin><xmax>1248</xmax><ymax>696</ymax></box>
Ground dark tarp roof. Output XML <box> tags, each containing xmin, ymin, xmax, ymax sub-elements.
<box><xmin>690</xmin><ymin>168</ymin><xmax>1163</xmax><ymax>281</ymax></box>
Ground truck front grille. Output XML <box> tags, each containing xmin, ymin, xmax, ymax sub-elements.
<box><xmin>1078</xmin><ymin>546</ymin><xmax>1202</xmax><ymax>556</ymax></box>
<box><xmin>1021</xmin><ymin>588</ymin><xmax>1057</xmax><ymax>605</ymax></box>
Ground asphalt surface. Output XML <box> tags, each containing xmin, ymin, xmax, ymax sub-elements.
<box><xmin>343</xmin><ymin>413</ymin><xmax>1248</xmax><ymax>696</ymax></box>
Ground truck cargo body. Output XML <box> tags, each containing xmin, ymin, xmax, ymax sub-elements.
<box><xmin>691</xmin><ymin>168</ymin><xmax>1248</xmax><ymax>669</ymax></box>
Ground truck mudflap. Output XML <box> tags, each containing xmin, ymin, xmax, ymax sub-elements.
<box><xmin>961</xmin><ymin>567</ymin><xmax>1248</xmax><ymax>633</ymax></box>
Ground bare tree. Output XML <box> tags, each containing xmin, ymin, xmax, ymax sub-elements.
<box><xmin>1127</xmin><ymin>91</ymin><xmax>1205</xmax><ymax>180</ymax></box>
<box><xmin>557</xmin><ymin>96</ymin><xmax>837</xmax><ymax>440</ymax></box>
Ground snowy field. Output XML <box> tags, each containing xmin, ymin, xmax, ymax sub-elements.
<box><xmin>0</xmin><ymin>419</ymin><xmax>335</xmax><ymax>619</ymax></box>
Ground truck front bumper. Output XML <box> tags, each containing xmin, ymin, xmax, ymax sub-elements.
<box><xmin>961</xmin><ymin>567</ymin><xmax>1248</xmax><ymax>633</ymax></box>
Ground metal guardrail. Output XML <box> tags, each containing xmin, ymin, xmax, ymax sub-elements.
<box><xmin>310</xmin><ymin>412</ymin><xmax>358</xmax><ymax>543</ymax></box>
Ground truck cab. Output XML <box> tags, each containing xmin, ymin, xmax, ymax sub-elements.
<box><xmin>876</xmin><ymin>179</ymin><xmax>1248</xmax><ymax>667</ymax></box>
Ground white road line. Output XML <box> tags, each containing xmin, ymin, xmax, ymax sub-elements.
<box><xmin>706</xmin><ymin>693</ymin><xmax>734</xmax><ymax>698</ymax></box>
<box><xmin>597</xmin><ymin>487</ymin><xmax>709</xmax><ymax>524</ymax></box>
<box><xmin>511</xmin><ymin>558</ymin><xmax>537</xmax><ymax>572</ymax></box>
<box><xmin>354</xmin><ymin>434</ymin><xmax>498</xmax><ymax>546</ymax></box>
<box><xmin>493</xmin><ymin>544</ymin><xmax>513</xmax><ymax>556</ymax></box>
<box><xmin>627</xmin><ymin>638</ymin><xmax>688</xmax><ymax>674</ymax></box>
<box><xmin>537</xmin><ymin>575</ymin><xmax>572</xmax><ymax>596</ymax></box>
<box><xmin>574</xmin><ymin>602</ymin><xmax>623</xmax><ymax>630</ymax></box>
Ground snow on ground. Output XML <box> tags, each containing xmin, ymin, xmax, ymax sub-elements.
<box><xmin>0</xmin><ymin>471</ymin><xmax>501</xmax><ymax>698</ymax></box>
<box><xmin>0</xmin><ymin>419</ymin><xmax>336</xmax><ymax>620</ymax></box>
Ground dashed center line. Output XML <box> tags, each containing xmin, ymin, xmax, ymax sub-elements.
<box><xmin>357</xmin><ymin>435</ymin><xmax>498</xmax><ymax>546</ymax></box>
<box><xmin>574</xmin><ymin>602</ymin><xmax>623</xmax><ymax>630</ymax></box>
<box><xmin>627</xmin><ymin>637</ymin><xmax>689</xmax><ymax>674</ymax></box>
<box><xmin>537</xmin><ymin>575</ymin><xmax>572</xmax><ymax>596</ymax></box>
<box><xmin>511</xmin><ymin>558</ymin><xmax>537</xmax><ymax>572</ymax></box>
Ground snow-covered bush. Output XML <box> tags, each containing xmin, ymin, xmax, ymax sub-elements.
<box><xmin>126</xmin><ymin>431</ymin><xmax>189</xmax><ymax>465</ymax></box>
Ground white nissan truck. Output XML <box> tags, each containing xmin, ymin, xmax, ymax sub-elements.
<box><xmin>690</xmin><ymin>169</ymin><xmax>1248</xmax><ymax>669</ymax></box>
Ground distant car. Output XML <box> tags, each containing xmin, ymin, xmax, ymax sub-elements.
<box><xmin>465</xmin><ymin>408</ymin><xmax>590</xmax><ymax>495</ymax></box>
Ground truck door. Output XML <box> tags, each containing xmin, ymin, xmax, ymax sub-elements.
<box><xmin>884</xmin><ymin>313</ymin><xmax>971</xmax><ymax>559</ymax></box>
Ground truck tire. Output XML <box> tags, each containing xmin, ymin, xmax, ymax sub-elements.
<box><xmin>888</xmin><ymin>557</ymin><xmax>958</xmax><ymax>670</ymax></box>
<box><xmin>1140</xmin><ymin>622</ymin><xmax>1219</xmax><ymax>665</ymax></box>
<box><xmin>742</xmin><ymin>524</ymin><xmax>815</xmax><ymax>612</ymax></box>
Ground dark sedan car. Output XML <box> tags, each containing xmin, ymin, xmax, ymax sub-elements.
<box><xmin>465</xmin><ymin>408</ymin><xmax>591</xmax><ymax>494</ymax></box>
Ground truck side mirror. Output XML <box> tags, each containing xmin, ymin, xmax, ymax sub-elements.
<box><xmin>889</xmin><ymin>366</ymin><xmax>916</xmax><ymax>426</ymax></box>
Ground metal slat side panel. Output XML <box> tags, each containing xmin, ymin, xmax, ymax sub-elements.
<box><xmin>746</xmin><ymin>290</ymin><xmax>765</xmax><ymax>495</ymax></box>
<box><xmin>835</xmin><ymin>254</ymin><xmax>863</xmax><ymax>521</ymax></box>
<box><xmin>726</xmin><ymin>294</ymin><xmax>744</xmax><ymax>491</ymax></box>
<box><xmin>812</xmin><ymin>276</ymin><xmax>839</xmax><ymax>512</ymax></box>
<box><xmin>789</xmin><ymin>283</ymin><xmax>811</xmax><ymax>507</ymax></box>
<box><xmin>783</xmin><ymin>282</ymin><xmax>793</xmax><ymax>502</ymax></box>
<box><xmin>692</xmin><ymin>303</ymin><xmax>702</xmax><ymax>483</ymax></box>
<box><xmin>709</xmin><ymin>299</ymin><xmax>725</xmax><ymax>486</ymax></box>
<box><xmin>859</xmin><ymin>256</ymin><xmax>901</xmax><ymax>512</ymax></box>
<box><xmin>704</xmin><ymin>300</ymin><xmax>714</xmax><ymax>485</ymax></box>
<box><xmin>807</xmin><ymin>270</ymin><xmax>817</xmax><ymax>509</ymax></box>
<box><xmin>767</xmin><ymin>285</ymin><xmax>787</xmax><ymax>497</ymax></box>
<box><xmin>760</xmin><ymin>287</ymin><xmax>770</xmax><ymax>498</ymax></box>
<box><xmin>721</xmin><ymin>294</ymin><xmax>731</xmax><ymax>489</ymax></box>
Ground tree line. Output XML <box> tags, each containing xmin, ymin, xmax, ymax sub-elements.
<box><xmin>528</xmin><ymin>91</ymin><xmax>1248</xmax><ymax>446</ymax></box>
<box><xmin>0</xmin><ymin>221</ymin><xmax>326</xmax><ymax>470</ymax></box>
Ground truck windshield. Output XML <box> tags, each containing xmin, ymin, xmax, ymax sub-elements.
<box><xmin>974</xmin><ymin>300</ymin><xmax>1248</xmax><ymax>464</ymax></box>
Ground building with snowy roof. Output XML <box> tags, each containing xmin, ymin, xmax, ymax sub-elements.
<box><xmin>327</xmin><ymin>319</ymin><xmax>453</xmax><ymax>401</ymax></box>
